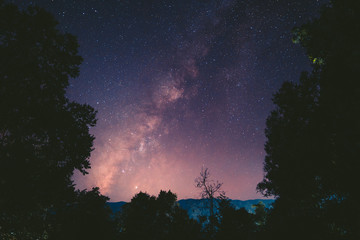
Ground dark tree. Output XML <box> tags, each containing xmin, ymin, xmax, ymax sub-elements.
<box><xmin>121</xmin><ymin>190</ymin><xmax>201</xmax><ymax>240</ymax></box>
<box><xmin>257</xmin><ymin>0</ymin><xmax>360</xmax><ymax>239</ymax></box>
<box><xmin>195</xmin><ymin>167</ymin><xmax>225</xmax><ymax>237</ymax></box>
<box><xmin>253</xmin><ymin>202</ymin><xmax>267</xmax><ymax>229</ymax></box>
<box><xmin>0</xmin><ymin>1</ymin><xmax>97</xmax><ymax>238</ymax></box>
<box><xmin>52</xmin><ymin>187</ymin><xmax>117</xmax><ymax>240</ymax></box>
<box><xmin>121</xmin><ymin>192</ymin><xmax>157</xmax><ymax>239</ymax></box>
<box><xmin>216</xmin><ymin>199</ymin><xmax>255</xmax><ymax>240</ymax></box>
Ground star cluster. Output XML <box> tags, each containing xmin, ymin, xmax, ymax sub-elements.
<box><xmin>12</xmin><ymin>0</ymin><xmax>328</xmax><ymax>201</ymax></box>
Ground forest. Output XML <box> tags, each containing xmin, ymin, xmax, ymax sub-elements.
<box><xmin>0</xmin><ymin>0</ymin><xmax>359</xmax><ymax>239</ymax></box>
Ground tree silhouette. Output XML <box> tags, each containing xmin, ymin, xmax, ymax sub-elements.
<box><xmin>0</xmin><ymin>1</ymin><xmax>97</xmax><ymax>237</ymax></box>
<box><xmin>216</xmin><ymin>198</ymin><xmax>255</xmax><ymax>240</ymax></box>
<box><xmin>121</xmin><ymin>190</ymin><xmax>201</xmax><ymax>240</ymax></box>
<box><xmin>195</xmin><ymin>167</ymin><xmax>225</xmax><ymax>238</ymax></box>
<box><xmin>257</xmin><ymin>0</ymin><xmax>360</xmax><ymax>239</ymax></box>
<box><xmin>52</xmin><ymin>187</ymin><xmax>117</xmax><ymax>240</ymax></box>
<box><xmin>253</xmin><ymin>202</ymin><xmax>267</xmax><ymax>229</ymax></box>
<box><xmin>121</xmin><ymin>192</ymin><xmax>157</xmax><ymax>239</ymax></box>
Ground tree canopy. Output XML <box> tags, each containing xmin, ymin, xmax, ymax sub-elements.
<box><xmin>120</xmin><ymin>190</ymin><xmax>201</xmax><ymax>240</ymax></box>
<box><xmin>257</xmin><ymin>0</ymin><xmax>360</xmax><ymax>239</ymax></box>
<box><xmin>0</xmin><ymin>1</ymin><xmax>97</xmax><ymax>238</ymax></box>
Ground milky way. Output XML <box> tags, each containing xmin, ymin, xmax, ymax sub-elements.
<box><xmin>12</xmin><ymin>0</ymin><xmax>328</xmax><ymax>201</ymax></box>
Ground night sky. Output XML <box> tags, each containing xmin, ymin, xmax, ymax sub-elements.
<box><xmin>12</xmin><ymin>0</ymin><xmax>327</xmax><ymax>201</ymax></box>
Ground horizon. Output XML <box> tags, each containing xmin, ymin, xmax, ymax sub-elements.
<box><xmin>106</xmin><ymin>189</ymin><xmax>275</xmax><ymax>202</ymax></box>
<box><xmin>108</xmin><ymin>197</ymin><xmax>275</xmax><ymax>203</ymax></box>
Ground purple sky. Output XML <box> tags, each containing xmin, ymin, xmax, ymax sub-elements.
<box><xmin>13</xmin><ymin>0</ymin><xmax>327</xmax><ymax>201</ymax></box>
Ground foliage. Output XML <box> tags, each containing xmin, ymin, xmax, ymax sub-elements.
<box><xmin>0</xmin><ymin>0</ymin><xmax>99</xmax><ymax>237</ymax></box>
<box><xmin>216</xmin><ymin>198</ymin><xmax>255</xmax><ymax>240</ymax></box>
<box><xmin>253</xmin><ymin>201</ymin><xmax>267</xmax><ymax>228</ymax></box>
<box><xmin>51</xmin><ymin>187</ymin><xmax>117</xmax><ymax>240</ymax></box>
<box><xmin>257</xmin><ymin>0</ymin><xmax>360</xmax><ymax>239</ymax></box>
<box><xmin>120</xmin><ymin>190</ymin><xmax>201</xmax><ymax>240</ymax></box>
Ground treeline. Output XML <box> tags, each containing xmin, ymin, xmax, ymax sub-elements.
<box><xmin>1</xmin><ymin>0</ymin><xmax>359</xmax><ymax>239</ymax></box>
<box><xmin>115</xmin><ymin>190</ymin><xmax>268</xmax><ymax>240</ymax></box>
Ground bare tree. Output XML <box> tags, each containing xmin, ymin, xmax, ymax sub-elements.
<box><xmin>195</xmin><ymin>167</ymin><xmax>225</xmax><ymax>235</ymax></box>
